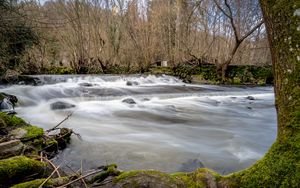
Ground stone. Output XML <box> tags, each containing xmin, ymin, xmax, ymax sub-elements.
<box><xmin>0</xmin><ymin>140</ymin><xmax>24</xmax><ymax>159</ymax></box>
<box><xmin>122</xmin><ymin>98</ymin><xmax>136</xmax><ymax>104</ymax></box>
<box><xmin>126</xmin><ymin>81</ymin><xmax>139</xmax><ymax>86</ymax></box>
<box><xmin>0</xmin><ymin>93</ymin><xmax>18</xmax><ymax>113</ymax></box>
<box><xmin>246</xmin><ymin>96</ymin><xmax>255</xmax><ymax>100</ymax></box>
<box><xmin>50</xmin><ymin>101</ymin><xmax>76</xmax><ymax>110</ymax></box>
<box><xmin>79</xmin><ymin>82</ymin><xmax>93</xmax><ymax>87</ymax></box>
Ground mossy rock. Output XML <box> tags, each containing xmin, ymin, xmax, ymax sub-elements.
<box><xmin>20</xmin><ymin>126</ymin><xmax>44</xmax><ymax>141</ymax></box>
<box><xmin>0</xmin><ymin>112</ymin><xmax>27</xmax><ymax>129</ymax></box>
<box><xmin>90</xmin><ymin>164</ymin><xmax>120</xmax><ymax>184</ymax></box>
<box><xmin>111</xmin><ymin>170</ymin><xmax>182</xmax><ymax>188</ymax></box>
<box><xmin>0</xmin><ymin>156</ymin><xmax>48</xmax><ymax>186</ymax></box>
<box><xmin>103</xmin><ymin>168</ymin><xmax>221</xmax><ymax>188</ymax></box>
<box><xmin>11</xmin><ymin>177</ymin><xmax>69</xmax><ymax>188</ymax></box>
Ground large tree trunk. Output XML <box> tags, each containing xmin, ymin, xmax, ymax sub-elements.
<box><xmin>221</xmin><ymin>1</ymin><xmax>300</xmax><ymax>187</ymax></box>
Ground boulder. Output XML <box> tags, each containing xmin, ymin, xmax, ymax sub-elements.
<box><xmin>0</xmin><ymin>93</ymin><xmax>18</xmax><ymax>113</ymax></box>
<box><xmin>122</xmin><ymin>98</ymin><xmax>136</xmax><ymax>105</ymax></box>
<box><xmin>50</xmin><ymin>101</ymin><xmax>76</xmax><ymax>110</ymax></box>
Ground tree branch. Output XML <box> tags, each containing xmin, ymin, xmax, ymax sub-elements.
<box><xmin>240</xmin><ymin>20</ymin><xmax>264</xmax><ymax>42</ymax></box>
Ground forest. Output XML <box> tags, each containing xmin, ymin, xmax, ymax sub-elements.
<box><xmin>1</xmin><ymin>0</ymin><xmax>272</xmax><ymax>83</ymax></box>
<box><xmin>0</xmin><ymin>0</ymin><xmax>299</xmax><ymax>188</ymax></box>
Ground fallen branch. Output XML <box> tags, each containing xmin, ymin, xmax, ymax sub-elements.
<box><xmin>38</xmin><ymin>162</ymin><xmax>62</xmax><ymax>188</ymax></box>
<box><xmin>46</xmin><ymin>112</ymin><xmax>73</xmax><ymax>133</ymax></box>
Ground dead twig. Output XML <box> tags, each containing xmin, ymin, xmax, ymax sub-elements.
<box><xmin>46</xmin><ymin>112</ymin><xmax>73</xmax><ymax>133</ymax></box>
<box><xmin>29</xmin><ymin>155</ymin><xmax>61</xmax><ymax>178</ymax></box>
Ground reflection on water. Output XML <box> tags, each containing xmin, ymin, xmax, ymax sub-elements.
<box><xmin>0</xmin><ymin>74</ymin><xmax>277</xmax><ymax>174</ymax></box>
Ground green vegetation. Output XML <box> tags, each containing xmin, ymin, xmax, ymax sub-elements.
<box><xmin>21</xmin><ymin>126</ymin><xmax>44</xmax><ymax>141</ymax></box>
<box><xmin>90</xmin><ymin>164</ymin><xmax>120</xmax><ymax>184</ymax></box>
<box><xmin>0</xmin><ymin>0</ymin><xmax>39</xmax><ymax>76</ymax></box>
<box><xmin>0</xmin><ymin>156</ymin><xmax>47</xmax><ymax>186</ymax></box>
<box><xmin>0</xmin><ymin>112</ymin><xmax>27</xmax><ymax>128</ymax></box>
<box><xmin>149</xmin><ymin>65</ymin><xmax>273</xmax><ymax>85</ymax></box>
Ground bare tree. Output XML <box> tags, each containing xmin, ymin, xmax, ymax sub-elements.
<box><xmin>213</xmin><ymin>0</ymin><xmax>264</xmax><ymax>82</ymax></box>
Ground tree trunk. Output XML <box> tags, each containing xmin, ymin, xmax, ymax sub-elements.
<box><xmin>221</xmin><ymin>1</ymin><xmax>300</xmax><ymax>187</ymax></box>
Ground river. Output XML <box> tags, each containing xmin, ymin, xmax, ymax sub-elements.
<box><xmin>0</xmin><ymin>74</ymin><xmax>277</xmax><ymax>174</ymax></box>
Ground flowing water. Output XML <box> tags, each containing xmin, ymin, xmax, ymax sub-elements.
<box><xmin>0</xmin><ymin>74</ymin><xmax>277</xmax><ymax>174</ymax></box>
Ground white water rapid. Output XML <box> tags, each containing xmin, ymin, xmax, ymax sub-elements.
<box><xmin>0</xmin><ymin>74</ymin><xmax>277</xmax><ymax>174</ymax></box>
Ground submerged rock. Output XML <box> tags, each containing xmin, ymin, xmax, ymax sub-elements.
<box><xmin>179</xmin><ymin>159</ymin><xmax>205</xmax><ymax>172</ymax></box>
<box><xmin>122</xmin><ymin>98</ymin><xmax>136</xmax><ymax>104</ymax></box>
<box><xmin>50</xmin><ymin>101</ymin><xmax>76</xmax><ymax>110</ymax></box>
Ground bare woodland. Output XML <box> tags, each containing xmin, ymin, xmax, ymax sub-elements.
<box><xmin>1</xmin><ymin>0</ymin><xmax>270</xmax><ymax>75</ymax></box>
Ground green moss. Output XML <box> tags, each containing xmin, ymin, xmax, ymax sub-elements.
<box><xmin>0</xmin><ymin>112</ymin><xmax>27</xmax><ymax>128</ymax></box>
<box><xmin>0</xmin><ymin>156</ymin><xmax>47</xmax><ymax>186</ymax></box>
<box><xmin>90</xmin><ymin>164</ymin><xmax>120</xmax><ymax>183</ymax></box>
<box><xmin>221</xmin><ymin>139</ymin><xmax>298</xmax><ymax>187</ymax></box>
<box><xmin>172</xmin><ymin>168</ymin><xmax>221</xmax><ymax>188</ymax></box>
<box><xmin>11</xmin><ymin>177</ymin><xmax>69</xmax><ymax>188</ymax></box>
<box><xmin>21</xmin><ymin>126</ymin><xmax>44</xmax><ymax>141</ymax></box>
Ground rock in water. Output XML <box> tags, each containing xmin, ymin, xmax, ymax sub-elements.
<box><xmin>246</xmin><ymin>96</ymin><xmax>255</xmax><ymax>100</ymax></box>
<box><xmin>0</xmin><ymin>93</ymin><xmax>18</xmax><ymax>113</ymax></box>
<box><xmin>79</xmin><ymin>82</ymin><xmax>94</xmax><ymax>87</ymax></box>
<box><xmin>126</xmin><ymin>81</ymin><xmax>139</xmax><ymax>86</ymax></box>
<box><xmin>50</xmin><ymin>101</ymin><xmax>76</xmax><ymax>110</ymax></box>
<box><xmin>122</xmin><ymin>98</ymin><xmax>136</xmax><ymax>104</ymax></box>
<box><xmin>179</xmin><ymin>159</ymin><xmax>205</xmax><ymax>172</ymax></box>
